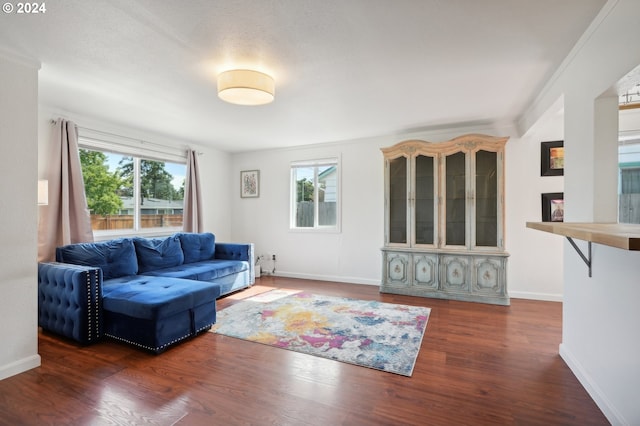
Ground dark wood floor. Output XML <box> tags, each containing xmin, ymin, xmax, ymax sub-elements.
<box><xmin>0</xmin><ymin>277</ymin><xmax>608</xmax><ymax>425</ymax></box>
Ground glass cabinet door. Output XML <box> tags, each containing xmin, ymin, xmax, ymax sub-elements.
<box><xmin>475</xmin><ymin>150</ymin><xmax>498</xmax><ymax>246</ymax></box>
<box><xmin>414</xmin><ymin>154</ymin><xmax>434</xmax><ymax>245</ymax></box>
<box><xmin>388</xmin><ymin>156</ymin><xmax>407</xmax><ymax>244</ymax></box>
<box><xmin>445</xmin><ymin>151</ymin><xmax>466</xmax><ymax>246</ymax></box>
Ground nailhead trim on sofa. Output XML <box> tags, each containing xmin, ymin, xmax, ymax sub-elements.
<box><xmin>87</xmin><ymin>268</ymin><xmax>101</xmax><ymax>342</ymax></box>
<box><xmin>104</xmin><ymin>320</ymin><xmax>213</xmax><ymax>353</ymax></box>
<box><xmin>38</xmin><ymin>262</ymin><xmax>103</xmax><ymax>345</ymax></box>
<box><xmin>104</xmin><ymin>332</ymin><xmax>192</xmax><ymax>353</ymax></box>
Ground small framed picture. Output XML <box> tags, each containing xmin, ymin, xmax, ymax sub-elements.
<box><xmin>542</xmin><ymin>192</ymin><xmax>564</xmax><ymax>222</ymax></box>
<box><xmin>541</xmin><ymin>140</ymin><xmax>564</xmax><ymax>176</ymax></box>
<box><xmin>240</xmin><ymin>170</ymin><xmax>260</xmax><ymax>198</ymax></box>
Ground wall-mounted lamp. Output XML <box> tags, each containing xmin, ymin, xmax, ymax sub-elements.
<box><xmin>38</xmin><ymin>180</ymin><xmax>48</xmax><ymax>205</ymax></box>
<box><xmin>217</xmin><ymin>69</ymin><xmax>275</xmax><ymax>106</ymax></box>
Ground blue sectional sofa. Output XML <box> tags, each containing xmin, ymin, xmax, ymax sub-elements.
<box><xmin>38</xmin><ymin>232</ymin><xmax>254</xmax><ymax>353</ymax></box>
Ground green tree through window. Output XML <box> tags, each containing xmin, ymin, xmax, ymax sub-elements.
<box><xmin>79</xmin><ymin>149</ymin><xmax>123</xmax><ymax>215</ymax></box>
<box><xmin>78</xmin><ymin>147</ymin><xmax>186</xmax><ymax>232</ymax></box>
<box><xmin>118</xmin><ymin>158</ymin><xmax>182</xmax><ymax>204</ymax></box>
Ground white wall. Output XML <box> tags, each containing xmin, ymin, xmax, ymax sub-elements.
<box><xmin>230</xmin><ymin>124</ymin><xmax>566</xmax><ymax>300</ymax></box>
<box><xmin>231</xmin><ymin>136</ymin><xmax>384</xmax><ymax>284</ymax></box>
<box><xmin>519</xmin><ymin>1</ymin><xmax>640</xmax><ymax>424</ymax></box>
<box><xmin>506</xmin><ymin>110</ymin><xmax>564</xmax><ymax>301</ymax></box>
<box><xmin>0</xmin><ymin>50</ymin><xmax>41</xmax><ymax>379</ymax></box>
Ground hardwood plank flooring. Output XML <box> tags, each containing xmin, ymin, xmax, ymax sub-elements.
<box><xmin>0</xmin><ymin>277</ymin><xmax>608</xmax><ymax>425</ymax></box>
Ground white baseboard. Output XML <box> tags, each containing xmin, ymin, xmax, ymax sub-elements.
<box><xmin>272</xmin><ymin>271</ymin><xmax>379</xmax><ymax>286</ymax></box>
<box><xmin>0</xmin><ymin>354</ymin><xmax>41</xmax><ymax>381</ymax></box>
<box><xmin>509</xmin><ymin>290</ymin><xmax>563</xmax><ymax>302</ymax></box>
<box><xmin>269</xmin><ymin>274</ymin><xmax>564</xmax><ymax>302</ymax></box>
<box><xmin>559</xmin><ymin>343</ymin><xmax>625</xmax><ymax>425</ymax></box>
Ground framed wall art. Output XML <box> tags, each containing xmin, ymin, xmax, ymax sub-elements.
<box><xmin>541</xmin><ymin>140</ymin><xmax>564</xmax><ymax>176</ymax></box>
<box><xmin>541</xmin><ymin>192</ymin><xmax>564</xmax><ymax>222</ymax></box>
<box><xmin>240</xmin><ymin>170</ymin><xmax>260</xmax><ymax>198</ymax></box>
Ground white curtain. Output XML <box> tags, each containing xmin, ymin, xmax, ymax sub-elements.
<box><xmin>183</xmin><ymin>149</ymin><xmax>203</xmax><ymax>233</ymax></box>
<box><xmin>38</xmin><ymin>118</ymin><xmax>93</xmax><ymax>261</ymax></box>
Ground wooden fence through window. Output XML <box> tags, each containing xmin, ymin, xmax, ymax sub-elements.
<box><xmin>90</xmin><ymin>214</ymin><xmax>183</xmax><ymax>230</ymax></box>
<box><xmin>296</xmin><ymin>202</ymin><xmax>336</xmax><ymax>227</ymax></box>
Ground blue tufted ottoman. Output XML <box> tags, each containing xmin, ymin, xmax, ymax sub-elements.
<box><xmin>101</xmin><ymin>276</ymin><xmax>221</xmax><ymax>353</ymax></box>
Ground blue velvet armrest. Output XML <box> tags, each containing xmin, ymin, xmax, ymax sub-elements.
<box><xmin>214</xmin><ymin>242</ymin><xmax>255</xmax><ymax>284</ymax></box>
<box><xmin>38</xmin><ymin>262</ymin><xmax>103</xmax><ymax>345</ymax></box>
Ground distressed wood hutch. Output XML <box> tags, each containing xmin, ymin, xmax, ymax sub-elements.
<box><xmin>381</xmin><ymin>134</ymin><xmax>510</xmax><ymax>305</ymax></box>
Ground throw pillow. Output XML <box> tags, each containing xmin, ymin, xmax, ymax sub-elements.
<box><xmin>56</xmin><ymin>238</ymin><xmax>138</xmax><ymax>280</ymax></box>
<box><xmin>134</xmin><ymin>236</ymin><xmax>184</xmax><ymax>273</ymax></box>
<box><xmin>176</xmin><ymin>232</ymin><xmax>215</xmax><ymax>263</ymax></box>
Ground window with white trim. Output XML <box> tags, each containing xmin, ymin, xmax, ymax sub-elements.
<box><xmin>79</xmin><ymin>136</ymin><xmax>186</xmax><ymax>236</ymax></box>
<box><xmin>290</xmin><ymin>158</ymin><xmax>340</xmax><ymax>231</ymax></box>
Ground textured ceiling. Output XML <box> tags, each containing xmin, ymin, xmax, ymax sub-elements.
<box><xmin>0</xmin><ymin>0</ymin><xmax>606</xmax><ymax>152</ymax></box>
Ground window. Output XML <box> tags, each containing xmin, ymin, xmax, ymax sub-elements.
<box><xmin>619</xmin><ymin>139</ymin><xmax>640</xmax><ymax>224</ymax></box>
<box><xmin>619</xmin><ymin>164</ymin><xmax>640</xmax><ymax>223</ymax></box>
<box><xmin>290</xmin><ymin>158</ymin><xmax>340</xmax><ymax>230</ymax></box>
<box><xmin>78</xmin><ymin>143</ymin><xmax>186</xmax><ymax>235</ymax></box>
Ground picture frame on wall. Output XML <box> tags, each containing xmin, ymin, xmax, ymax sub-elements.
<box><xmin>541</xmin><ymin>140</ymin><xmax>564</xmax><ymax>176</ymax></box>
<box><xmin>541</xmin><ymin>192</ymin><xmax>564</xmax><ymax>222</ymax></box>
<box><xmin>240</xmin><ymin>170</ymin><xmax>260</xmax><ymax>198</ymax></box>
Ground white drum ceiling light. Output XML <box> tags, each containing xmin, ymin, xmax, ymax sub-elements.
<box><xmin>217</xmin><ymin>69</ymin><xmax>275</xmax><ymax>106</ymax></box>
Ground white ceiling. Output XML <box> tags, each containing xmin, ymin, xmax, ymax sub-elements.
<box><xmin>0</xmin><ymin>0</ymin><xmax>607</xmax><ymax>152</ymax></box>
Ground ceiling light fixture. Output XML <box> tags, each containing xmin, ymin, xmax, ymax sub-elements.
<box><xmin>217</xmin><ymin>69</ymin><xmax>275</xmax><ymax>106</ymax></box>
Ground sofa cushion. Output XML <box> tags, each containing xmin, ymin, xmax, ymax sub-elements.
<box><xmin>176</xmin><ymin>232</ymin><xmax>215</xmax><ymax>264</ymax></box>
<box><xmin>140</xmin><ymin>259</ymin><xmax>248</xmax><ymax>281</ymax></box>
<box><xmin>102</xmin><ymin>276</ymin><xmax>221</xmax><ymax>320</ymax></box>
<box><xmin>56</xmin><ymin>239</ymin><xmax>138</xmax><ymax>280</ymax></box>
<box><xmin>134</xmin><ymin>236</ymin><xmax>184</xmax><ymax>273</ymax></box>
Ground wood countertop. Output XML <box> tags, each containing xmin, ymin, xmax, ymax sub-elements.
<box><xmin>525</xmin><ymin>222</ymin><xmax>640</xmax><ymax>251</ymax></box>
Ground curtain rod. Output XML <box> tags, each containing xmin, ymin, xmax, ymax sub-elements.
<box><xmin>49</xmin><ymin>119</ymin><xmax>203</xmax><ymax>155</ymax></box>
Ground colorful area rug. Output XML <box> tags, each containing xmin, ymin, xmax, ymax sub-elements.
<box><xmin>211</xmin><ymin>290</ymin><xmax>431</xmax><ymax>376</ymax></box>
